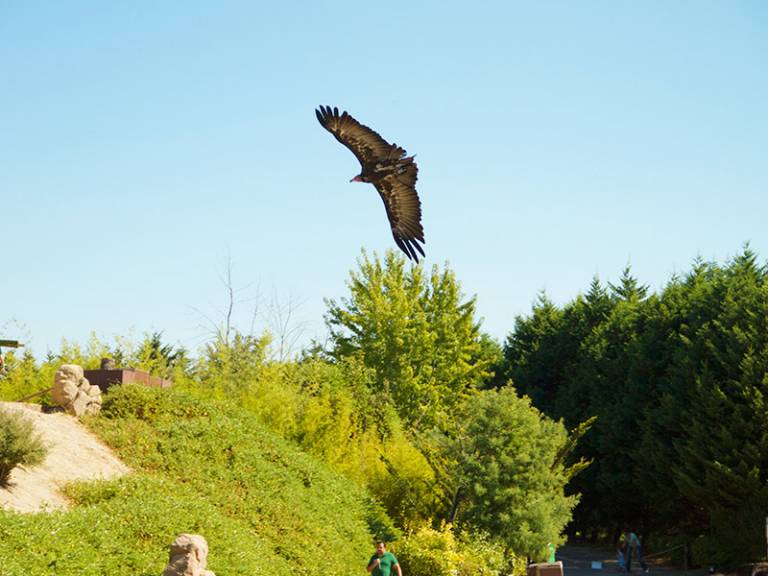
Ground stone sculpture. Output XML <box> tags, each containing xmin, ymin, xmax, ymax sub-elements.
<box><xmin>51</xmin><ymin>364</ymin><xmax>102</xmax><ymax>417</ymax></box>
<box><xmin>162</xmin><ymin>534</ymin><xmax>216</xmax><ymax>576</ymax></box>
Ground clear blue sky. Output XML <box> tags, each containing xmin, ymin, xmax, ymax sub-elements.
<box><xmin>2</xmin><ymin>1</ymin><xmax>766</xmax><ymax>357</ymax></box>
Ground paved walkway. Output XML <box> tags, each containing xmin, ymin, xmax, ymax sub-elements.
<box><xmin>557</xmin><ymin>544</ymin><xmax>707</xmax><ymax>576</ymax></box>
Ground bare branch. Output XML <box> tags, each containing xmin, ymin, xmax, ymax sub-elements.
<box><xmin>189</xmin><ymin>256</ymin><xmax>261</xmax><ymax>349</ymax></box>
<box><xmin>263</xmin><ymin>290</ymin><xmax>309</xmax><ymax>361</ymax></box>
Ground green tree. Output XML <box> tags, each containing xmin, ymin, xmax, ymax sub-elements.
<box><xmin>446</xmin><ymin>388</ymin><xmax>578</xmax><ymax>559</ymax></box>
<box><xmin>324</xmin><ymin>250</ymin><xmax>491</xmax><ymax>429</ymax></box>
<box><xmin>192</xmin><ymin>330</ymin><xmax>272</xmax><ymax>398</ymax></box>
<box><xmin>132</xmin><ymin>331</ymin><xmax>189</xmax><ymax>378</ymax></box>
<box><xmin>609</xmin><ymin>266</ymin><xmax>649</xmax><ymax>302</ymax></box>
<box><xmin>499</xmin><ymin>248</ymin><xmax>768</xmax><ymax>562</ymax></box>
<box><xmin>501</xmin><ymin>280</ymin><xmax>615</xmax><ymax>416</ymax></box>
<box><xmin>638</xmin><ymin>248</ymin><xmax>768</xmax><ymax>564</ymax></box>
<box><xmin>500</xmin><ymin>293</ymin><xmax>565</xmax><ymax>412</ymax></box>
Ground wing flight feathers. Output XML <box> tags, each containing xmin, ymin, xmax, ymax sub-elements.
<box><xmin>316</xmin><ymin>105</ymin><xmax>426</xmax><ymax>261</ymax></box>
<box><xmin>316</xmin><ymin>105</ymin><xmax>406</xmax><ymax>166</ymax></box>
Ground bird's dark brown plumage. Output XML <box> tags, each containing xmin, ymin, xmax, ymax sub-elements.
<box><xmin>315</xmin><ymin>105</ymin><xmax>425</xmax><ymax>262</ymax></box>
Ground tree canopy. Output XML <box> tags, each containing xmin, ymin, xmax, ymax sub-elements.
<box><xmin>447</xmin><ymin>388</ymin><xmax>579</xmax><ymax>560</ymax></box>
<box><xmin>499</xmin><ymin>247</ymin><xmax>768</xmax><ymax>564</ymax></box>
<box><xmin>324</xmin><ymin>250</ymin><xmax>493</xmax><ymax>430</ymax></box>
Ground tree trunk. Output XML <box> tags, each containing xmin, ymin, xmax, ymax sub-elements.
<box><xmin>448</xmin><ymin>488</ymin><xmax>462</xmax><ymax>523</ymax></box>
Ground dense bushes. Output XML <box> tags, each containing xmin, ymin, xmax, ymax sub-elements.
<box><xmin>99</xmin><ymin>381</ymin><xmax>210</xmax><ymax>421</ymax></box>
<box><xmin>1</xmin><ymin>474</ymin><xmax>291</xmax><ymax>576</ymax></box>
<box><xmin>0</xmin><ymin>386</ymin><xmax>383</xmax><ymax>576</ymax></box>
<box><xmin>1</xmin><ymin>250</ymin><xmax>586</xmax><ymax>570</ymax></box>
<box><xmin>4</xmin><ymin>244</ymin><xmax>765</xmax><ymax>567</ymax></box>
<box><xmin>0</xmin><ymin>406</ymin><xmax>47</xmax><ymax>485</ymax></box>
<box><xmin>395</xmin><ymin>523</ymin><xmax>511</xmax><ymax>576</ymax></box>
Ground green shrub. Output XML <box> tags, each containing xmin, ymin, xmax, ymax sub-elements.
<box><xmin>100</xmin><ymin>383</ymin><xmax>210</xmax><ymax>421</ymax></box>
<box><xmin>1</xmin><ymin>387</ymin><xmax>386</xmax><ymax>575</ymax></box>
<box><xmin>396</xmin><ymin>523</ymin><xmax>456</xmax><ymax>576</ymax></box>
<box><xmin>184</xmin><ymin>354</ymin><xmax>440</xmax><ymax>528</ymax></box>
<box><xmin>455</xmin><ymin>531</ymin><xmax>509</xmax><ymax>576</ymax></box>
<box><xmin>365</xmin><ymin>498</ymin><xmax>402</xmax><ymax>543</ymax></box>
<box><xmin>0</xmin><ymin>406</ymin><xmax>48</xmax><ymax>484</ymax></box>
<box><xmin>689</xmin><ymin>503</ymin><xmax>767</xmax><ymax>566</ymax></box>
<box><xmin>1</xmin><ymin>474</ymin><xmax>289</xmax><ymax>576</ymax></box>
<box><xmin>396</xmin><ymin>523</ymin><xmax>510</xmax><ymax>576</ymax></box>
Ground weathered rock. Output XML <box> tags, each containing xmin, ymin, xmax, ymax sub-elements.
<box><xmin>162</xmin><ymin>534</ymin><xmax>215</xmax><ymax>576</ymax></box>
<box><xmin>51</xmin><ymin>364</ymin><xmax>102</xmax><ymax>417</ymax></box>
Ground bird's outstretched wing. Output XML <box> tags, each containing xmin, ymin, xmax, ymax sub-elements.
<box><xmin>315</xmin><ymin>105</ymin><xmax>406</xmax><ymax>166</ymax></box>
<box><xmin>374</xmin><ymin>162</ymin><xmax>425</xmax><ymax>262</ymax></box>
<box><xmin>316</xmin><ymin>105</ymin><xmax>426</xmax><ymax>261</ymax></box>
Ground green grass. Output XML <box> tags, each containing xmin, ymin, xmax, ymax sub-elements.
<box><xmin>0</xmin><ymin>385</ymin><xmax>382</xmax><ymax>576</ymax></box>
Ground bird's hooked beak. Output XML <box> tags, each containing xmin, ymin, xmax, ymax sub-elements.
<box><xmin>350</xmin><ymin>175</ymin><xmax>363</xmax><ymax>182</ymax></box>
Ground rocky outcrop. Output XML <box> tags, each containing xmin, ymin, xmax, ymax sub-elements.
<box><xmin>51</xmin><ymin>364</ymin><xmax>102</xmax><ymax>417</ymax></box>
<box><xmin>162</xmin><ymin>534</ymin><xmax>215</xmax><ymax>576</ymax></box>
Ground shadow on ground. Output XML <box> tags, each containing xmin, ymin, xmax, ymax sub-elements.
<box><xmin>557</xmin><ymin>544</ymin><xmax>708</xmax><ymax>576</ymax></box>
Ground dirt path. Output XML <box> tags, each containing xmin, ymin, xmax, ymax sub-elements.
<box><xmin>0</xmin><ymin>402</ymin><xmax>129</xmax><ymax>513</ymax></box>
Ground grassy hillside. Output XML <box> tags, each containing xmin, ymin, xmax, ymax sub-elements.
<box><xmin>0</xmin><ymin>385</ymin><xmax>386</xmax><ymax>576</ymax></box>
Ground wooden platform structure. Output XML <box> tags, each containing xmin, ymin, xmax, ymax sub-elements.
<box><xmin>83</xmin><ymin>369</ymin><xmax>172</xmax><ymax>392</ymax></box>
<box><xmin>527</xmin><ymin>562</ymin><xmax>564</xmax><ymax>576</ymax></box>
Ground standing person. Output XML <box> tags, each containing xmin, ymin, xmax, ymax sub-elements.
<box><xmin>367</xmin><ymin>541</ymin><xmax>402</xmax><ymax>576</ymax></box>
<box><xmin>617</xmin><ymin>533</ymin><xmax>627</xmax><ymax>572</ymax></box>
<box><xmin>547</xmin><ymin>542</ymin><xmax>556</xmax><ymax>563</ymax></box>
<box><xmin>625</xmin><ymin>530</ymin><xmax>648</xmax><ymax>573</ymax></box>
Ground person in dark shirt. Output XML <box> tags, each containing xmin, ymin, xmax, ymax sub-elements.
<box><xmin>367</xmin><ymin>541</ymin><xmax>402</xmax><ymax>576</ymax></box>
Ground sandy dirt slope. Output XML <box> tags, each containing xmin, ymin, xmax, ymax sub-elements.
<box><xmin>0</xmin><ymin>402</ymin><xmax>129</xmax><ymax>513</ymax></box>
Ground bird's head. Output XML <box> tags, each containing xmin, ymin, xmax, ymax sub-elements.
<box><xmin>350</xmin><ymin>175</ymin><xmax>365</xmax><ymax>183</ymax></box>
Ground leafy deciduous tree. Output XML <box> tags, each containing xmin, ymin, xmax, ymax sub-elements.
<box><xmin>324</xmin><ymin>250</ymin><xmax>491</xmax><ymax>430</ymax></box>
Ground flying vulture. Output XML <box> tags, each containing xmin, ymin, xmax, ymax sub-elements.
<box><xmin>315</xmin><ymin>105</ymin><xmax>425</xmax><ymax>262</ymax></box>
